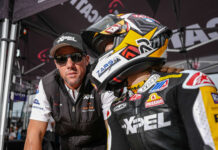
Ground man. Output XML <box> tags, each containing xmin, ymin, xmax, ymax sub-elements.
<box><xmin>24</xmin><ymin>32</ymin><xmax>109</xmax><ymax>150</ymax></box>
<box><xmin>81</xmin><ymin>13</ymin><xmax>218</xmax><ymax>149</ymax></box>
<box><xmin>8</xmin><ymin>126</ymin><xmax>16</xmax><ymax>140</ymax></box>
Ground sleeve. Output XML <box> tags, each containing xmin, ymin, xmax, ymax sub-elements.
<box><xmin>30</xmin><ymin>80</ymin><xmax>51</xmax><ymax>122</ymax></box>
<box><xmin>101</xmin><ymin>91</ymin><xmax>117</xmax><ymax>120</ymax></box>
<box><xmin>107</xmin><ymin>109</ymin><xmax>131</xmax><ymax>150</ymax></box>
<box><xmin>178</xmin><ymin>71</ymin><xmax>218</xmax><ymax>150</ymax></box>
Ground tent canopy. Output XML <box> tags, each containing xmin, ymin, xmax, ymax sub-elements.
<box><xmin>1</xmin><ymin>0</ymin><xmax>218</xmax><ymax>84</ymax></box>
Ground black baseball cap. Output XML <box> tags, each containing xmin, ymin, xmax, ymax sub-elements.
<box><xmin>50</xmin><ymin>32</ymin><xmax>86</xmax><ymax>57</ymax></box>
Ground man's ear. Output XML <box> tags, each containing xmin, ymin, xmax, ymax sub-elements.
<box><xmin>85</xmin><ymin>55</ymin><xmax>90</xmax><ymax>66</ymax></box>
<box><xmin>54</xmin><ymin>60</ymin><xmax>59</xmax><ymax>68</ymax></box>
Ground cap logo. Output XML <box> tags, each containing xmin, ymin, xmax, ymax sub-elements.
<box><xmin>57</xmin><ymin>36</ymin><xmax>77</xmax><ymax>43</ymax></box>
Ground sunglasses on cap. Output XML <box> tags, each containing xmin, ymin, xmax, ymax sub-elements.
<box><xmin>54</xmin><ymin>53</ymin><xmax>85</xmax><ymax>65</ymax></box>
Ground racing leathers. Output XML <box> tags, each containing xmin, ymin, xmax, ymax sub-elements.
<box><xmin>105</xmin><ymin>70</ymin><xmax>218</xmax><ymax>150</ymax></box>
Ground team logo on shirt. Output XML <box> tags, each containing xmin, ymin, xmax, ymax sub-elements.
<box><xmin>212</xmin><ymin>93</ymin><xmax>218</xmax><ymax>104</ymax></box>
<box><xmin>32</xmin><ymin>99</ymin><xmax>43</xmax><ymax>110</ymax></box>
<box><xmin>145</xmin><ymin>93</ymin><xmax>164</xmax><ymax>108</ymax></box>
<box><xmin>83</xmin><ymin>94</ymin><xmax>94</xmax><ymax>100</ymax></box>
<box><xmin>183</xmin><ymin>71</ymin><xmax>214</xmax><ymax>89</ymax></box>
<box><xmin>33</xmin><ymin>99</ymin><xmax>40</xmax><ymax>105</ymax></box>
<box><xmin>82</xmin><ymin>102</ymin><xmax>95</xmax><ymax>112</ymax></box>
<box><xmin>149</xmin><ymin>79</ymin><xmax>169</xmax><ymax>93</ymax></box>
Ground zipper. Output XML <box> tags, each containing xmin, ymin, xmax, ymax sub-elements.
<box><xmin>72</xmin><ymin>106</ymin><xmax>75</xmax><ymax>112</ymax></box>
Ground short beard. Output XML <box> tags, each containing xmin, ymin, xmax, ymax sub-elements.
<box><xmin>64</xmin><ymin>76</ymin><xmax>81</xmax><ymax>88</ymax></box>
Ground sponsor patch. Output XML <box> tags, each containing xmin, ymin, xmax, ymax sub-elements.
<box><xmin>83</xmin><ymin>94</ymin><xmax>94</xmax><ymax>100</ymax></box>
<box><xmin>104</xmin><ymin>24</ymin><xmax>121</xmax><ymax>34</ymax></box>
<box><xmin>121</xmin><ymin>112</ymin><xmax>171</xmax><ymax>135</ymax></box>
<box><xmin>113</xmin><ymin>97</ymin><xmax>127</xmax><ymax>106</ymax></box>
<box><xmin>120</xmin><ymin>45</ymin><xmax>140</xmax><ymax>60</ymax></box>
<box><xmin>137</xmin><ymin>74</ymin><xmax>160</xmax><ymax>93</ymax></box>
<box><xmin>136</xmin><ymin>38</ymin><xmax>153</xmax><ymax>54</ymax></box>
<box><xmin>57</xmin><ymin>35</ymin><xmax>76</xmax><ymax>43</ymax></box>
<box><xmin>33</xmin><ymin>99</ymin><xmax>40</xmax><ymax>105</ymax></box>
<box><xmin>82</xmin><ymin>102</ymin><xmax>95</xmax><ymax>112</ymax></box>
<box><xmin>96</xmin><ymin>56</ymin><xmax>120</xmax><ymax>77</ymax></box>
<box><xmin>145</xmin><ymin>93</ymin><xmax>164</xmax><ymax>108</ymax></box>
<box><xmin>81</xmin><ymin>107</ymin><xmax>95</xmax><ymax>112</ymax></box>
<box><xmin>212</xmin><ymin>93</ymin><xmax>218</xmax><ymax>104</ymax></box>
<box><xmin>183</xmin><ymin>72</ymin><xmax>214</xmax><ymax>89</ymax></box>
<box><xmin>32</xmin><ymin>106</ymin><xmax>43</xmax><ymax>110</ymax></box>
<box><xmin>106</xmin><ymin>110</ymin><xmax>111</xmax><ymax>118</ymax></box>
<box><xmin>113</xmin><ymin>103</ymin><xmax>127</xmax><ymax>112</ymax></box>
<box><xmin>149</xmin><ymin>79</ymin><xmax>169</xmax><ymax>93</ymax></box>
<box><xmin>129</xmin><ymin>94</ymin><xmax>142</xmax><ymax>101</ymax></box>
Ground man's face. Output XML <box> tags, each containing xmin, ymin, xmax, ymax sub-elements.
<box><xmin>54</xmin><ymin>46</ymin><xmax>89</xmax><ymax>89</ymax></box>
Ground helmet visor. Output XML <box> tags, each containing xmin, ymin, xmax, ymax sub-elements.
<box><xmin>86</xmin><ymin>14</ymin><xmax>120</xmax><ymax>33</ymax></box>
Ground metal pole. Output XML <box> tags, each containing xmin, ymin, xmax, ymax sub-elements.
<box><xmin>23</xmin><ymin>62</ymin><xmax>46</xmax><ymax>75</ymax></box>
<box><xmin>0</xmin><ymin>19</ymin><xmax>9</xmax><ymax>149</ymax></box>
<box><xmin>0</xmin><ymin>23</ymin><xmax>17</xmax><ymax>150</ymax></box>
<box><xmin>0</xmin><ymin>18</ymin><xmax>9</xmax><ymax>113</ymax></box>
<box><xmin>167</xmin><ymin>36</ymin><xmax>218</xmax><ymax>53</ymax></box>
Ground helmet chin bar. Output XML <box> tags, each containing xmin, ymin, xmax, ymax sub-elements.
<box><xmin>90</xmin><ymin>57</ymin><xmax>165</xmax><ymax>93</ymax></box>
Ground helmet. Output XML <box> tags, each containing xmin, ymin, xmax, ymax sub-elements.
<box><xmin>82</xmin><ymin>13</ymin><xmax>172</xmax><ymax>92</ymax></box>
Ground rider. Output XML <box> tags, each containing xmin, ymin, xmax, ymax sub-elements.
<box><xmin>82</xmin><ymin>13</ymin><xmax>218</xmax><ymax>150</ymax></box>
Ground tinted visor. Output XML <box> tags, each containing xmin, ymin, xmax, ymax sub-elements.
<box><xmin>86</xmin><ymin>14</ymin><xmax>120</xmax><ymax>33</ymax></box>
<box><xmin>81</xmin><ymin>14</ymin><xmax>120</xmax><ymax>54</ymax></box>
